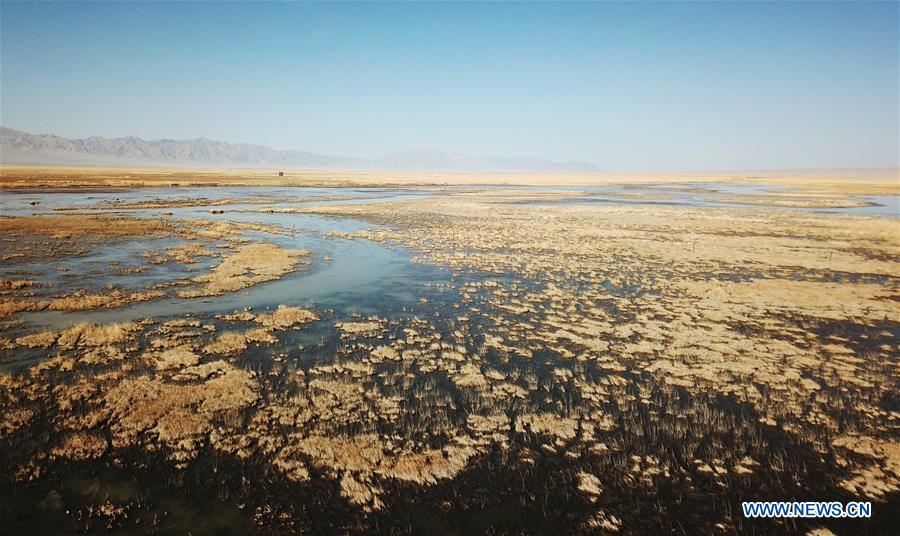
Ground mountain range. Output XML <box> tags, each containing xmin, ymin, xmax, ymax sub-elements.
<box><xmin>0</xmin><ymin>127</ymin><xmax>599</xmax><ymax>172</ymax></box>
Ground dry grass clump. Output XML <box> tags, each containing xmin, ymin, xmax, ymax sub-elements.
<box><xmin>517</xmin><ymin>412</ymin><xmax>582</xmax><ymax>442</ymax></box>
<box><xmin>178</xmin><ymin>243</ymin><xmax>309</xmax><ymax>298</ymax></box>
<box><xmin>676</xmin><ymin>278</ymin><xmax>898</xmax><ymax>324</ymax></box>
<box><xmin>334</xmin><ymin>319</ymin><xmax>384</xmax><ymax>337</ymax></box>
<box><xmin>576</xmin><ymin>471</ymin><xmax>604</xmax><ymax>501</ymax></box>
<box><xmin>339</xmin><ymin>472</ymin><xmax>384</xmax><ymax>510</ymax></box>
<box><xmin>467</xmin><ymin>414</ymin><xmax>511</xmax><ymax>446</ymax></box>
<box><xmin>151</xmin><ymin>345</ymin><xmax>201</xmax><ymax>370</ymax></box>
<box><xmin>218</xmin><ymin>309</ymin><xmax>256</xmax><ymax>322</ymax></box>
<box><xmin>0</xmin><ymin>214</ymin><xmax>175</xmax><ymax>239</ymax></box>
<box><xmin>254</xmin><ymin>305</ymin><xmax>319</xmax><ymax>330</ymax></box>
<box><xmin>164</xmin><ymin>242</ymin><xmax>217</xmax><ymax>264</ymax></box>
<box><xmin>48</xmin><ymin>289</ymin><xmax>165</xmax><ymax>311</ymax></box>
<box><xmin>19</xmin><ymin>323</ymin><xmax>143</xmax><ymax>377</ymax></box>
<box><xmin>245</xmin><ymin>327</ymin><xmax>277</xmax><ymax>344</ymax></box>
<box><xmin>57</xmin><ymin>321</ymin><xmax>141</xmax><ymax>349</ymax></box>
<box><xmin>295</xmin><ymin>433</ymin><xmax>382</xmax><ymax>479</ymax></box>
<box><xmin>0</xmin><ymin>298</ymin><xmax>48</xmax><ymax>317</ymax></box>
<box><xmin>49</xmin><ymin>431</ymin><xmax>107</xmax><ymax>461</ymax></box>
<box><xmin>15</xmin><ymin>330</ymin><xmax>57</xmax><ymax>348</ymax></box>
<box><xmin>584</xmin><ymin>510</ymin><xmax>623</xmax><ymax>532</ymax></box>
<box><xmin>805</xmin><ymin>529</ymin><xmax>838</xmax><ymax>536</ymax></box>
<box><xmin>202</xmin><ymin>332</ymin><xmax>249</xmax><ymax>355</ymax></box>
<box><xmin>174</xmin><ymin>360</ymin><xmax>233</xmax><ymax>381</ymax></box>
<box><xmin>182</xmin><ymin>218</ymin><xmax>297</xmax><ymax>241</ymax></box>
<box><xmin>103</xmin><ymin>363</ymin><xmax>258</xmax><ymax>459</ymax></box>
<box><xmin>293</xmin><ymin>433</ymin><xmax>478</xmax><ymax>511</ymax></box>
<box><xmin>13</xmin><ymin>321</ymin><xmax>141</xmax><ymax>357</ymax></box>
<box><xmin>0</xmin><ymin>373</ymin><xmax>35</xmax><ymax>438</ymax></box>
<box><xmin>0</xmin><ymin>279</ymin><xmax>34</xmax><ymax>290</ymax></box>
<box><xmin>452</xmin><ymin>362</ymin><xmax>488</xmax><ymax>389</ymax></box>
<box><xmin>272</xmin><ymin>447</ymin><xmax>311</xmax><ymax>483</ymax></box>
<box><xmin>388</xmin><ymin>444</ymin><xmax>478</xmax><ymax>485</ymax></box>
<box><xmin>202</xmin><ymin>306</ymin><xmax>319</xmax><ymax>355</ymax></box>
<box><xmin>151</xmin><ymin>317</ymin><xmax>211</xmax><ymax>340</ymax></box>
<box><xmin>52</xmin><ymin>376</ymin><xmax>103</xmax><ymax>415</ymax></box>
<box><xmin>831</xmin><ymin>435</ymin><xmax>900</xmax><ymax>500</ymax></box>
<box><xmin>370</xmin><ymin>345</ymin><xmax>400</xmax><ymax>361</ymax></box>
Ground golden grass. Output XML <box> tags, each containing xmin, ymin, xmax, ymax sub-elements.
<box><xmin>151</xmin><ymin>345</ymin><xmax>201</xmax><ymax>370</ymax></box>
<box><xmin>0</xmin><ymin>298</ymin><xmax>46</xmax><ymax>318</ymax></box>
<box><xmin>254</xmin><ymin>305</ymin><xmax>320</xmax><ymax>330</ymax></box>
<box><xmin>49</xmin><ymin>431</ymin><xmax>107</xmax><ymax>461</ymax></box>
<box><xmin>0</xmin><ymin>279</ymin><xmax>34</xmax><ymax>290</ymax></box>
<box><xmin>0</xmin><ymin>214</ymin><xmax>175</xmax><ymax>239</ymax></box>
<box><xmin>1</xmin><ymin>180</ymin><xmax>898</xmax><ymax>524</ymax></box>
<box><xmin>201</xmin><ymin>306</ymin><xmax>319</xmax><ymax>355</ymax></box>
<box><xmin>334</xmin><ymin>320</ymin><xmax>384</xmax><ymax>337</ymax></box>
<box><xmin>2</xmin><ymin>289</ymin><xmax>167</xmax><ymax>317</ymax></box>
<box><xmin>104</xmin><ymin>362</ymin><xmax>258</xmax><ymax>455</ymax></box>
<box><xmin>576</xmin><ymin>471</ymin><xmax>604</xmax><ymax>501</ymax></box>
<box><xmin>178</xmin><ymin>243</ymin><xmax>309</xmax><ymax>298</ymax></box>
<box><xmin>57</xmin><ymin>321</ymin><xmax>140</xmax><ymax>349</ymax></box>
<box><xmin>202</xmin><ymin>332</ymin><xmax>249</xmax><ymax>355</ymax></box>
<box><xmin>163</xmin><ymin>242</ymin><xmax>217</xmax><ymax>264</ymax></box>
<box><xmin>15</xmin><ymin>330</ymin><xmax>57</xmax><ymax>348</ymax></box>
<box><xmin>294</xmin><ymin>433</ymin><xmax>478</xmax><ymax>510</ymax></box>
<box><xmin>295</xmin><ymin>190</ymin><xmax>899</xmax><ymax>500</ymax></box>
<box><xmin>1</xmin><ymin>165</ymin><xmax>896</xmax><ymax>195</ymax></box>
<box><xmin>48</xmin><ymin>289</ymin><xmax>166</xmax><ymax>311</ymax></box>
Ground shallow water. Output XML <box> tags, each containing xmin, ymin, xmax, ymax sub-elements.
<box><xmin>0</xmin><ymin>186</ymin><xmax>427</xmax><ymax>215</ymax></box>
<box><xmin>0</xmin><ymin>187</ymin><xmax>445</xmax><ymax>335</ymax></box>
<box><xmin>4</xmin><ymin>182</ymin><xmax>898</xmax><ymax>217</ymax></box>
<box><xmin>21</xmin><ymin>236</ymin><xmax>444</xmax><ymax>331</ymax></box>
<box><xmin>545</xmin><ymin>183</ymin><xmax>900</xmax><ymax>217</ymax></box>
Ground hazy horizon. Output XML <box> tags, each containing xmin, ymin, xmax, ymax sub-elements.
<box><xmin>2</xmin><ymin>1</ymin><xmax>898</xmax><ymax>171</ymax></box>
<box><xmin>4</xmin><ymin>126</ymin><xmax>900</xmax><ymax>176</ymax></box>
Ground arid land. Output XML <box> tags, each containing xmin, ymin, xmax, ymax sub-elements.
<box><xmin>2</xmin><ymin>165</ymin><xmax>898</xmax><ymax>194</ymax></box>
<box><xmin>0</xmin><ymin>167</ymin><xmax>898</xmax><ymax>534</ymax></box>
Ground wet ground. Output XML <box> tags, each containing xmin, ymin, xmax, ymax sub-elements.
<box><xmin>0</xmin><ymin>184</ymin><xmax>897</xmax><ymax>535</ymax></box>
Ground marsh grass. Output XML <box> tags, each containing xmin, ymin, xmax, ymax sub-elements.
<box><xmin>1</xmin><ymin>187</ymin><xmax>897</xmax><ymax>533</ymax></box>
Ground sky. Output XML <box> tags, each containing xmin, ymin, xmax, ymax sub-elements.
<box><xmin>1</xmin><ymin>1</ymin><xmax>898</xmax><ymax>171</ymax></box>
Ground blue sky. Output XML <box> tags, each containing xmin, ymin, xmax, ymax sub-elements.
<box><xmin>1</xmin><ymin>1</ymin><xmax>897</xmax><ymax>170</ymax></box>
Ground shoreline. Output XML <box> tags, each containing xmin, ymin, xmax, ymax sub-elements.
<box><xmin>0</xmin><ymin>165</ymin><xmax>897</xmax><ymax>196</ymax></box>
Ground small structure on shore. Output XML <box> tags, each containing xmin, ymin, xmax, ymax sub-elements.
<box><xmin>278</xmin><ymin>171</ymin><xmax>284</xmax><ymax>177</ymax></box>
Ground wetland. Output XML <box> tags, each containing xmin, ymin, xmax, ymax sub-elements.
<box><xmin>0</xmin><ymin>172</ymin><xmax>898</xmax><ymax>535</ymax></box>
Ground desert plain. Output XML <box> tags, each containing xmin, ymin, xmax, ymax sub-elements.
<box><xmin>0</xmin><ymin>166</ymin><xmax>898</xmax><ymax>535</ymax></box>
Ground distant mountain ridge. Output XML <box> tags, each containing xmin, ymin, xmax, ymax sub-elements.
<box><xmin>0</xmin><ymin>127</ymin><xmax>599</xmax><ymax>172</ymax></box>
